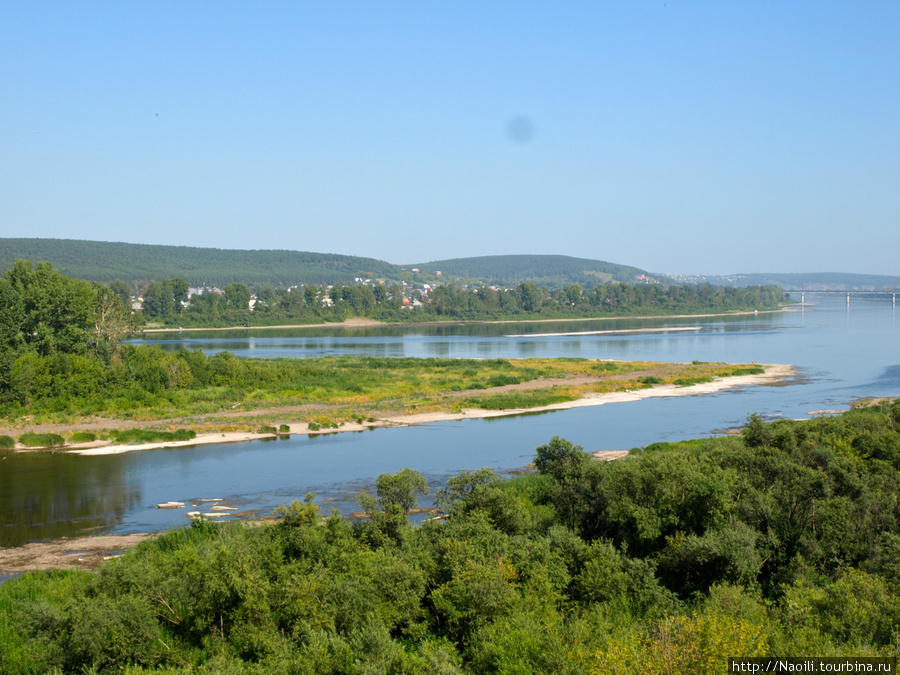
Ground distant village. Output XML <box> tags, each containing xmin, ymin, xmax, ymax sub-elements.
<box><xmin>130</xmin><ymin>272</ymin><xmax>504</xmax><ymax>313</ymax></box>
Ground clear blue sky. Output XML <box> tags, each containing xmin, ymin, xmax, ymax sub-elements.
<box><xmin>2</xmin><ymin>2</ymin><xmax>898</xmax><ymax>275</ymax></box>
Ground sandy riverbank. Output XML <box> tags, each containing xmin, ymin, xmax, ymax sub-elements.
<box><xmin>141</xmin><ymin>317</ymin><xmax>383</xmax><ymax>333</ymax></box>
<box><xmin>65</xmin><ymin>363</ymin><xmax>793</xmax><ymax>457</ymax></box>
<box><xmin>139</xmin><ymin>308</ymin><xmax>790</xmax><ymax>334</ymax></box>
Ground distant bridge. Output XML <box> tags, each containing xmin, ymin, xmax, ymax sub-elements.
<box><xmin>783</xmin><ymin>289</ymin><xmax>897</xmax><ymax>306</ymax></box>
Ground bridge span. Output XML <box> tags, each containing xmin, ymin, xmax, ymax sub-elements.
<box><xmin>783</xmin><ymin>289</ymin><xmax>897</xmax><ymax>307</ymax></box>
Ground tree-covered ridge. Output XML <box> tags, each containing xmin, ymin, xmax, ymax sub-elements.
<box><xmin>415</xmin><ymin>254</ymin><xmax>648</xmax><ymax>286</ymax></box>
<box><xmin>2</xmin><ymin>405</ymin><xmax>899</xmax><ymax>673</ymax></box>
<box><xmin>0</xmin><ymin>239</ymin><xmax>407</xmax><ymax>287</ymax></box>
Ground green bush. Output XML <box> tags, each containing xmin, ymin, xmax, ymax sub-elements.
<box><xmin>257</xmin><ymin>425</ymin><xmax>277</xmax><ymax>434</ymax></box>
<box><xmin>69</xmin><ymin>431</ymin><xmax>97</xmax><ymax>443</ymax></box>
<box><xmin>470</xmin><ymin>391</ymin><xmax>575</xmax><ymax>410</ymax></box>
<box><xmin>114</xmin><ymin>428</ymin><xmax>196</xmax><ymax>445</ymax></box>
<box><xmin>673</xmin><ymin>376</ymin><xmax>712</xmax><ymax>387</ymax></box>
<box><xmin>278</xmin><ymin>424</ymin><xmax>290</xmax><ymax>433</ymax></box>
<box><xmin>18</xmin><ymin>432</ymin><xmax>64</xmax><ymax>448</ymax></box>
<box><xmin>0</xmin><ymin>435</ymin><xmax>14</xmax><ymax>449</ymax></box>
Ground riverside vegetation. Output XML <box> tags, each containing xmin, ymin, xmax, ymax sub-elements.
<box><xmin>142</xmin><ymin>276</ymin><xmax>789</xmax><ymax>327</ymax></box>
<box><xmin>0</xmin><ymin>260</ymin><xmax>765</xmax><ymax>438</ymax></box>
<box><xmin>1</xmin><ymin>405</ymin><xmax>900</xmax><ymax>673</ymax></box>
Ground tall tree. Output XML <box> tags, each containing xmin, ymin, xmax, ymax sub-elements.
<box><xmin>4</xmin><ymin>260</ymin><xmax>96</xmax><ymax>356</ymax></box>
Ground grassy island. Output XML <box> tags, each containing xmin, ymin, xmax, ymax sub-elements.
<box><xmin>1</xmin><ymin>352</ymin><xmax>771</xmax><ymax>450</ymax></box>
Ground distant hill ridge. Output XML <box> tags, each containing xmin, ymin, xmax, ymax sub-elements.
<box><xmin>0</xmin><ymin>238</ymin><xmax>403</xmax><ymax>287</ymax></box>
<box><xmin>0</xmin><ymin>239</ymin><xmax>649</xmax><ymax>289</ymax></box>
<box><xmin>415</xmin><ymin>254</ymin><xmax>647</xmax><ymax>286</ymax></box>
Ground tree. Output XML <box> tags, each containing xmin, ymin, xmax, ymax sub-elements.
<box><xmin>224</xmin><ymin>283</ymin><xmax>251</xmax><ymax>312</ymax></box>
<box><xmin>374</xmin><ymin>467</ymin><xmax>429</xmax><ymax>513</ymax></box>
<box><xmin>517</xmin><ymin>282</ymin><xmax>544</xmax><ymax>312</ymax></box>
<box><xmin>92</xmin><ymin>284</ymin><xmax>134</xmax><ymax>362</ymax></box>
<box><xmin>107</xmin><ymin>280</ymin><xmax>132</xmax><ymax>308</ymax></box>
<box><xmin>141</xmin><ymin>280</ymin><xmax>176</xmax><ymax>319</ymax></box>
<box><xmin>534</xmin><ymin>436</ymin><xmax>588</xmax><ymax>480</ymax></box>
<box><xmin>4</xmin><ymin>259</ymin><xmax>96</xmax><ymax>356</ymax></box>
<box><xmin>561</xmin><ymin>283</ymin><xmax>583</xmax><ymax>306</ymax></box>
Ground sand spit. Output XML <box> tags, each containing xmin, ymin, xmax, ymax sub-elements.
<box><xmin>511</xmin><ymin>326</ymin><xmax>702</xmax><ymax>338</ymax></box>
<box><xmin>63</xmin><ymin>363</ymin><xmax>794</xmax><ymax>457</ymax></box>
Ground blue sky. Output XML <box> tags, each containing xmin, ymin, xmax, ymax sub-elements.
<box><xmin>2</xmin><ymin>2</ymin><xmax>898</xmax><ymax>275</ymax></box>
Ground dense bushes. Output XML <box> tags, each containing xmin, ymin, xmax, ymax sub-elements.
<box><xmin>1</xmin><ymin>405</ymin><xmax>898</xmax><ymax>672</ymax></box>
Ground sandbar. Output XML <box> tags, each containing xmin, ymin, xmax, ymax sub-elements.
<box><xmin>68</xmin><ymin>363</ymin><xmax>794</xmax><ymax>457</ymax></box>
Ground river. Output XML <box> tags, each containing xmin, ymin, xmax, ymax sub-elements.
<box><xmin>2</xmin><ymin>295</ymin><xmax>897</xmax><ymax>548</ymax></box>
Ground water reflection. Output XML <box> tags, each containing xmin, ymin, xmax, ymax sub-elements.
<box><xmin>0</xmin><ymin>452</ymin><xmax>141</xmax><ymax>546</ymax></box>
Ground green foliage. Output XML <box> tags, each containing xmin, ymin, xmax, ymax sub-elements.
<box><xmin>113</xmin><ymin>428</ymin><xmax>196</xmax><ymax>445</ymax></box>
<box><xmin>0</xmin><ymin>238</ymin><xmax>407</xmax><ymax>287</ymax></box>
<box><xmin>1</xmin><ymin>408</ymin><xmax>898</xmax><ymax>672</ymax></box>
<box><xmin>0</xmin><ymin>434</ymin><xmax>14</xmax><ymax>449</ymax></box>
<box><xmin>18</xmin><ymin>432</ymin><xmax>65</xmax><ymax>447</ymax></box>
<box><xmin>69</xmin><ymin>431</ymin><xmax>97</xmax><ymax>443</ymax></box>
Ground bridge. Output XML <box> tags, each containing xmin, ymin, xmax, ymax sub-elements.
<box><xmin>783</xmin><ymin>289</ymin><xmax>897</xmax><ymax>307</ymax></box>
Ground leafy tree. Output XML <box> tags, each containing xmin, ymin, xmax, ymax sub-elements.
<box><xmin>535</xmin><ymin>435</ymin><xmax>589</xmax><ymax>481</ymax></box>
<box><xmin>517</xmin><ymin>281</ymin><xmax>544</xmax><ymax>312</ymax></box>
<box><xmin>107</xmin><ymin>279</ymin><xmax>132</xmax><ymax>308</ymax></box>
<box><xmin>2</xmin><ymin>260</ymin><xmax>96</xmax><ymax>356</ymax></box>
<box><xmin>224</xmin><ymin>283</ymin><xmax>251</xmax><ymax>312</ymax></box>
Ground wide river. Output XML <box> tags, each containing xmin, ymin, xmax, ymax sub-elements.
<box><xmin>2</xmin><ymin>294</ymin><xmax>898</xmax><ymax>548</ymax></box>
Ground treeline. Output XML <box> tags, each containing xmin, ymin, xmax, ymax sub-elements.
<box><xmin>145</xmin><ymin>278</ymin><xmax>789</xmax><ymax>327</ymax></box>
<box><xmin>2</xmin><ymin>405</ymin><xmax>900</xmax><ymax>673</ymax></box>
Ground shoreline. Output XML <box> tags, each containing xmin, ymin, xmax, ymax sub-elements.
<box><xmin>65</xmin><ymin>363</ymin><xmax>795</xmax><ymax>457</ymax></box>
<box><xmin>139</xmin><ymin>308</ymin><xmax>790</xmax><ymax>334</ymax></box>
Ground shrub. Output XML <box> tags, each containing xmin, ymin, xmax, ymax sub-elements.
<box><xmin>69</xmin><ymin>431</ymin><xmax>97</xmax><ymax>443</ymax></box>
<box><xmin>257</xmin><ymin>425</ymin><xmax>277</xmax><ymax>434</ymax></box>
<box><xmin>278</xmin><ymin>424</ymin><xmax>290</xmax><ymax>433</ymax></box>
<box><xmin>18</xmin><ymin>432</ymin><xmax>65</xmax><ymax>448</ymax></box>
<box><xmin>0</xmin><ymin>435</ymin><xmax>15</xmax><ymax>449</ymax></box>
<box><xmin>114</xmin><ymin>428</ymin><xmax>197</xmax><ymax>444</ymax></box>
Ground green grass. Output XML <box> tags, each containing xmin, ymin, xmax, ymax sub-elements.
<box><xmin>466</xmin><ymin>390</ymin><xmax>578</xmax><ymax>410</ymax></box>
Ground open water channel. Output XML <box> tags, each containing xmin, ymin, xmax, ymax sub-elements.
<box><xmin>2</xmin><ymin>295</ymin><xmax>898</xmax><ymax>548</ymax></box>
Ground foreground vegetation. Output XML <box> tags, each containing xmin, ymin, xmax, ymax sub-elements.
<box><xmin>2</xmin><ymin>404</ymin><xmax>899</xmax><ymax>673</ymax></box>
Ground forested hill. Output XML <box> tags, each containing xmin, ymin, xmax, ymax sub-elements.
<box><xmin>415</xmin><ymin>254</ymin><xmax>648</xmax><ymax>286</ymax></box>
<box><xmin>0</xmin><ymin>239</ymin><xmax>406</xmax><ymax>287</ymax></box>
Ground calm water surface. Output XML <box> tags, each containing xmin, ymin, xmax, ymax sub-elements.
<box><xmin>2</xmin><ymin>296</ymin><xmax>898</xmax><ymax>547</ymax></box>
